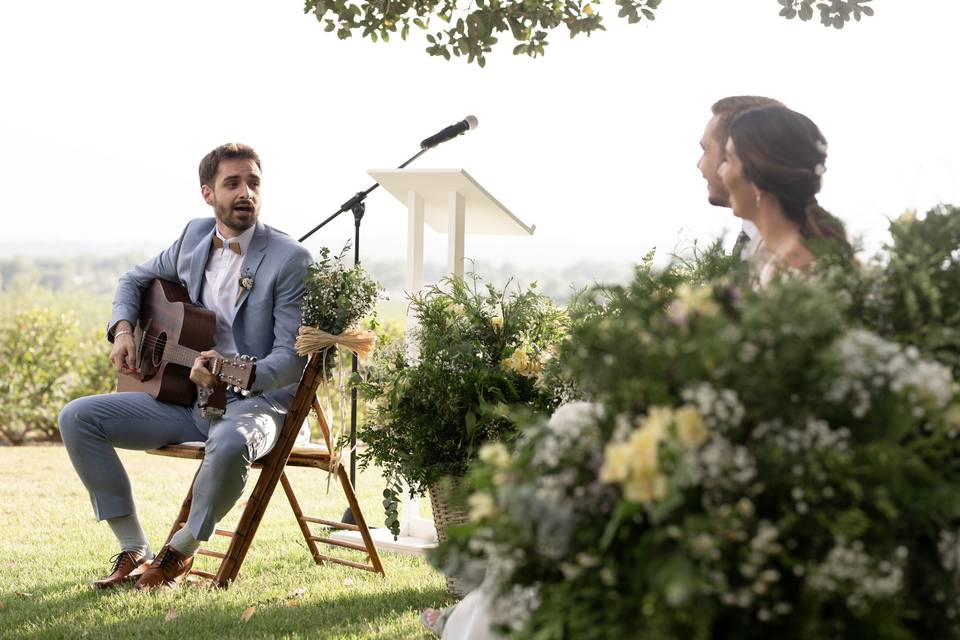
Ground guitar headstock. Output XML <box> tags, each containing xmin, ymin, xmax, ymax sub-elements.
<box><xmin>215</xmin><ymin>354</ymin><xmax>257</xmax><ymax>391</ymax></box>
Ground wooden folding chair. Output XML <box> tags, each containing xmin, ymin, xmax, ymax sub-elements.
<box><xmin>145</xmin><ymin>352</ymin><xmax>385</xmax><ymax>588</ymax></box>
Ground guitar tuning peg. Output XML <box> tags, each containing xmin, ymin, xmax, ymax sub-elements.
<box><xmin>251</xmin><ymin>356</ymin><xmax>257</xmax><ymax>363</ymax></box>
<box><xmin>241</xmin><ymin>389</ymin><xmax>251</xmax><ymax>397</ymax></box>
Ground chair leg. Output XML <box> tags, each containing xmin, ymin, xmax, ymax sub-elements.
<box><xmin>337</xmin><ymin>464</ymin><xmax>385</xmax><ymax>575</ymax></box>
<box><xmin>214</xmin><ymin>353</ymin><xmax>327</xmax><ymax>588</ymax></box>
<box><xmin>154</xmin><ymin>353</ymin><xmax>386</xmax><ymax>587</ymax></box>
<box><xmin>280</xmin><ymin>470</ymin><xmax>324</xmax><ymax>565</ymax></box>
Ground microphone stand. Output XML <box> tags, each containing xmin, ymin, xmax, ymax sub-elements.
<box><xmin>299</xmin><ymin>146</ymin><xmax>430</xmax><ymax>524</ymax></box>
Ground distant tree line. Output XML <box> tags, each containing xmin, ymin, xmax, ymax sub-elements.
<box><xmin>0</xmin><ymin>254</ymin><xmax>635</xmax><ymax>305</ymax></box>
<box><xmin>0</xmin><ymin>254</ymin><xmax>145</xmax><ymax>297</ymax></box>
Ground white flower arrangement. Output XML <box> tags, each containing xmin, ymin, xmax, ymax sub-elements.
<box><xmin>433</xmin><ymin>230</ymin><xmax>960</xmax><ymax>638</ymax></box>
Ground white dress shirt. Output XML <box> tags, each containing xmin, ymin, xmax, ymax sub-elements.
<box><xmin>201</xmin><ymin>224</ymin><xmax>256</xmax><ymax>356</ymax></box>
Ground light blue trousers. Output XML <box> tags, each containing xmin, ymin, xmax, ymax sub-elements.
<box><xmin>59</xmin><ymin>390</ymin><xmax>291</xmax><ymax>541</ymax></box>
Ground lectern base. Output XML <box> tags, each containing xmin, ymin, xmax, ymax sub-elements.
<box><xmin>330</xmin><ymin>527</ymin><xmax>438</xmax><ymax>556</ymax></box>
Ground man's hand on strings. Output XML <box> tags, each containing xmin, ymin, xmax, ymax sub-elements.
<box><xmin>190</xmin><ymin>350</ymin><xmax>223</xmax><ymax>389</ymax></box>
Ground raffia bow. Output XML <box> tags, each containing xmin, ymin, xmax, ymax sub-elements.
<box><xmin>295</xmin><ymin>326</ymin><xmax>377</xmax><ymax>358</ymax></box>
<box><xmin>295</xmin><ymin>325</ymin><xmax>377</xmax><ymax>490</ymax></box>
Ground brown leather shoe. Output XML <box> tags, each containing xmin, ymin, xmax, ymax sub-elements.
<box><xmin>91</xmin><ymin>550</ymin><xmax>150</xmax><ymax>590</ymax></box>
<box><xmin>133</xmin><ymin>544</ymin><xmax>194</xmax><ymax>591</ymax></box>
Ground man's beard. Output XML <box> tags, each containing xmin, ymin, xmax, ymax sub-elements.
<box><xmin>708</xmin><ymin>193</ymin><xmax>731</xmax><ymax>208</ymax></box>
<box><xmin>707</xmin><ymin>184</ymin><xmax>730</xmax><ymax>208</ymax></box>
<box><xmin>215</xmin><ymin>201</ymin><xmax>257</xmax><ymax>233</ymax></box>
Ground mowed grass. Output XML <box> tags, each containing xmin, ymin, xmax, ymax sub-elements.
<box><xmin>0</xmin><ymin>446</ymin><xmax>454</xmax><ymax>639</ymax></box>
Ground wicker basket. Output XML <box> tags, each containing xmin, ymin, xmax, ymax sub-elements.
<box><xmin>428</xmin><ymin>477</ymin><xmax>469</xmax><ymax>597</ymax></box>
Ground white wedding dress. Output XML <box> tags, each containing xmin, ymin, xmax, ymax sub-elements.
<box><xmin>442</xmin><ymin>576</ymin><xmax>501</xmax><ymax>640</ymax></box>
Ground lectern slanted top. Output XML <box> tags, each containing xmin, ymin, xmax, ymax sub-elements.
<box><xmin>368</xmin><ymin>168</ymin><xmax>535</xmax><ymax>289</ymax></box>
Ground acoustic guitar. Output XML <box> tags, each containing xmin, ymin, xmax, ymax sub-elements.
<box><xmin>116</xmin><ymin>279</ymin><xmax>256</xmax><ymax>417</ymax></box>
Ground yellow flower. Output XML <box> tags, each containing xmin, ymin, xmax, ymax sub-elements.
<box><xmin>467</xmin><ymin>493</ymin><xmax>497</xmax><ymax>522</ymax></box>
<box><xmin>641</xmin><ymin>406</ymin><xmax>674</xmax><ymax>440</ymax></box>
<box><xmin>671</xmin><ymin>284</ymin><xmax>719</xmax><ymax>321</ymax></box>
<box><xmin>501</xmin><ymin>343</ymin><xmax>543</xmax><ymax>378</ymax></box>
<box><xmin>627</xmin><ymin>424</ymin><xmax>663</xmax><ymax>476</ymax></box>
<box><xmin>478</xmin><ymin>442</ymin><xmax>511</xmax><ymax>468</ymax></box>
<box><xmin>674</xmin><ymin>405</ymin><xmax>708</xmax><ymax>447</ymax></box>
<box><xmin>623</xmin><ymin>472</ymin><xmax>667</xmax><ymax>503</ymax></box>
<box><xmin>491</xmin><ymin>316</ymin><xmax>504</xmax><ymax>330</ymax></box>
<box><xmin>599</xmin><ymin>442</ymin><xmax>632</xmax><ymax>483</ymax></box>
<box><xmin>600</xmin><ymin>405</ymin><xmax>683</xmax><ymax>504</ymax></box>
<box><xmin>895</xmin><ymin>209</ymin><xmax>917</xmax><ymax>225</ymax></box>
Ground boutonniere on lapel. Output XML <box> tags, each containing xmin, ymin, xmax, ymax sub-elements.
<box><xmin>236</xmin><ymin>274</ymin><xmax>254</xmax><ymax>306</ymax></box>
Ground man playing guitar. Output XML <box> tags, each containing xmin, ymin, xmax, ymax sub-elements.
<box><xmin>59</xmin><ymin>143</ymin><xmax>312</xmax><ymax>590</ymax></box>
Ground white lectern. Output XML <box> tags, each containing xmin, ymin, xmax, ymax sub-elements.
<box><xmin>371</xmin><ymin>168</ymin><xmax>535</xmax><ymax>290</ymax></box>
<box><xmin>331</xmin><ymin>168</ymin><xmax>535</xmax><ymax>555</ymax></box>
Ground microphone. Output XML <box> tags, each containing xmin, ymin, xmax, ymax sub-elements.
<box><xmin>420</xmin><ymin>116</ymin><xmax>478</xmax><ymax>150</ymax></box>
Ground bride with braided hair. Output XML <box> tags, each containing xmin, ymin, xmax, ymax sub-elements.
<box><xmin>718</xmin><ymin>105</ymin><xmax>852</xmax><ymax>287</ymax></box>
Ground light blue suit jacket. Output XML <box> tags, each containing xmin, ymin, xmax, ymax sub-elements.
<box><xmin>108</xmin><ymin>218</ymin><xmax>313</xmax><ymax>406</ymax></box>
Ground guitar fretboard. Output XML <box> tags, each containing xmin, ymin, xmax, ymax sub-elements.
<box><xmin>141</xmin><ymin>335</ymin><xmax>217</xmax><ymax>372</ymax></box>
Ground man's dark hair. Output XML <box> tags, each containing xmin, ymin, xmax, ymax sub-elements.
<box><xmin>711</xmin><ymin>96</ymin><xmax>784</xmax><ymax>153</ymax></box>
<box><xmin>198</xmin><ymin>143</ymin><xmax>261</xmax><ymax>187</ymax></box>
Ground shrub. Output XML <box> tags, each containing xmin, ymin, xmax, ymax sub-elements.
<box><xmin>357</xmin><ymin>274</ymin><xmax>568</xmax><ymax>535</ymax></box>
<box><xmin>0</xmin><ymin>308</ymin><xmax>113</xmax><ymax>444</ymax></box>
<box><xmin>434</xmin><ymin>212</ymin><xmax>960</xmax><ymax>639</ymax></box>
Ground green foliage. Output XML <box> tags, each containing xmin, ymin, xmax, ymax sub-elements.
<box><xmin>301</xmin><ymin>244</ymin><xmax>383</xmax><ymax>375</ymax></box>
<box><xmin>356</xmin><ymin>274</ymin><xmax>568</xmax><ymax>535</ymax></box>
<box><xmin>433</xmin><ymin>211</ymin><xmax>960</xmax><ymax>638</ymax></box>
<box><xmin>778</xmin><ymin>0</ymin><xmax>874</xmax><ymax>29</ymax></box>
<box><xmin>0</xmin><ymin>282</ymin><xmax>117</xmax><ymax>444</ymax></box>
<box><xmin>811</xmin><ymin>205</ymin><xmax>960</xmax><ymax>378</ymax></box>
<box><xmin>0</xmin><ymin>308</ymin><xmax>114</xmax><ymax>444</ymax></box>
<box><xmin>872</xmin><ymin>205</ymin><xmax>960</xmax><ymax>376</ymax></box>
<box><xmin>301</xmin><ymin>244</ymin><xmax>382</xmax><ymax>334</ymax></box>
<box><xmin>302</xmin><ymin>0</ymin><xmax>873</xmax><ymax>65</ymax></box>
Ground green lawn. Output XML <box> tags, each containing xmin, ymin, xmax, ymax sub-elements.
<box><xmin>0</xmin><ymin>446</ymin><xmax>453</xmax><ymax>639</ymax></box>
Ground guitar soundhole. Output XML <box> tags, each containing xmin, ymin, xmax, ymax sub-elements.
<box><xmin>152</xmin><ymin>332</ymin><xmax>167</xmax><ymax>367</ymax></box>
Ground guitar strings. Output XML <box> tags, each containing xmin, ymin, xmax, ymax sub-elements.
<box><xmin>137</xmin><ymin>332</ymin><xmax>251</xmax><ymax>362</ymax></box>
<box><xmin>136</xmin><ymin>334</ymin><xmax>198</xmax><ymax>362</ymax></box>
<box><xmin>134</xmin><ymin>334</ymin><xmax>251</xmax><ymax>378</ymax></box>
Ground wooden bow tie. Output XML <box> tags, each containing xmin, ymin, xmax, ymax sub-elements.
<box><xmin>212</xmin><ymin>236</ymin><xmax>242</xmax><ymax>255</ymax></box>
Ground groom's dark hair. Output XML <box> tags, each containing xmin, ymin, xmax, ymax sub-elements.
<box><xmin>199</xmin><ymin>143</ymin><xmax>262</xmax><ymax>188</ymax></box>
<box><xmin>711</xmin><ymin>96</ymin><xmax>784</xmax><ymax>156</ymax></box>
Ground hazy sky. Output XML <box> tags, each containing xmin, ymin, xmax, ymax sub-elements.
<box><xmin>2</xmin><ymin>1</ymin><xmax>957</xmax><ymax>267</ymax></box>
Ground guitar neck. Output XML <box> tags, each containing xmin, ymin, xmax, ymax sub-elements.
<box><xmin>150</xmin><ymin>338</ymin><xmax>255</xmax><ymax>390</ymax></box>
<box><xmin>161</xmin><ymin>342</ymin><xmax>203</xmax><ymax>369</ymax></box>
